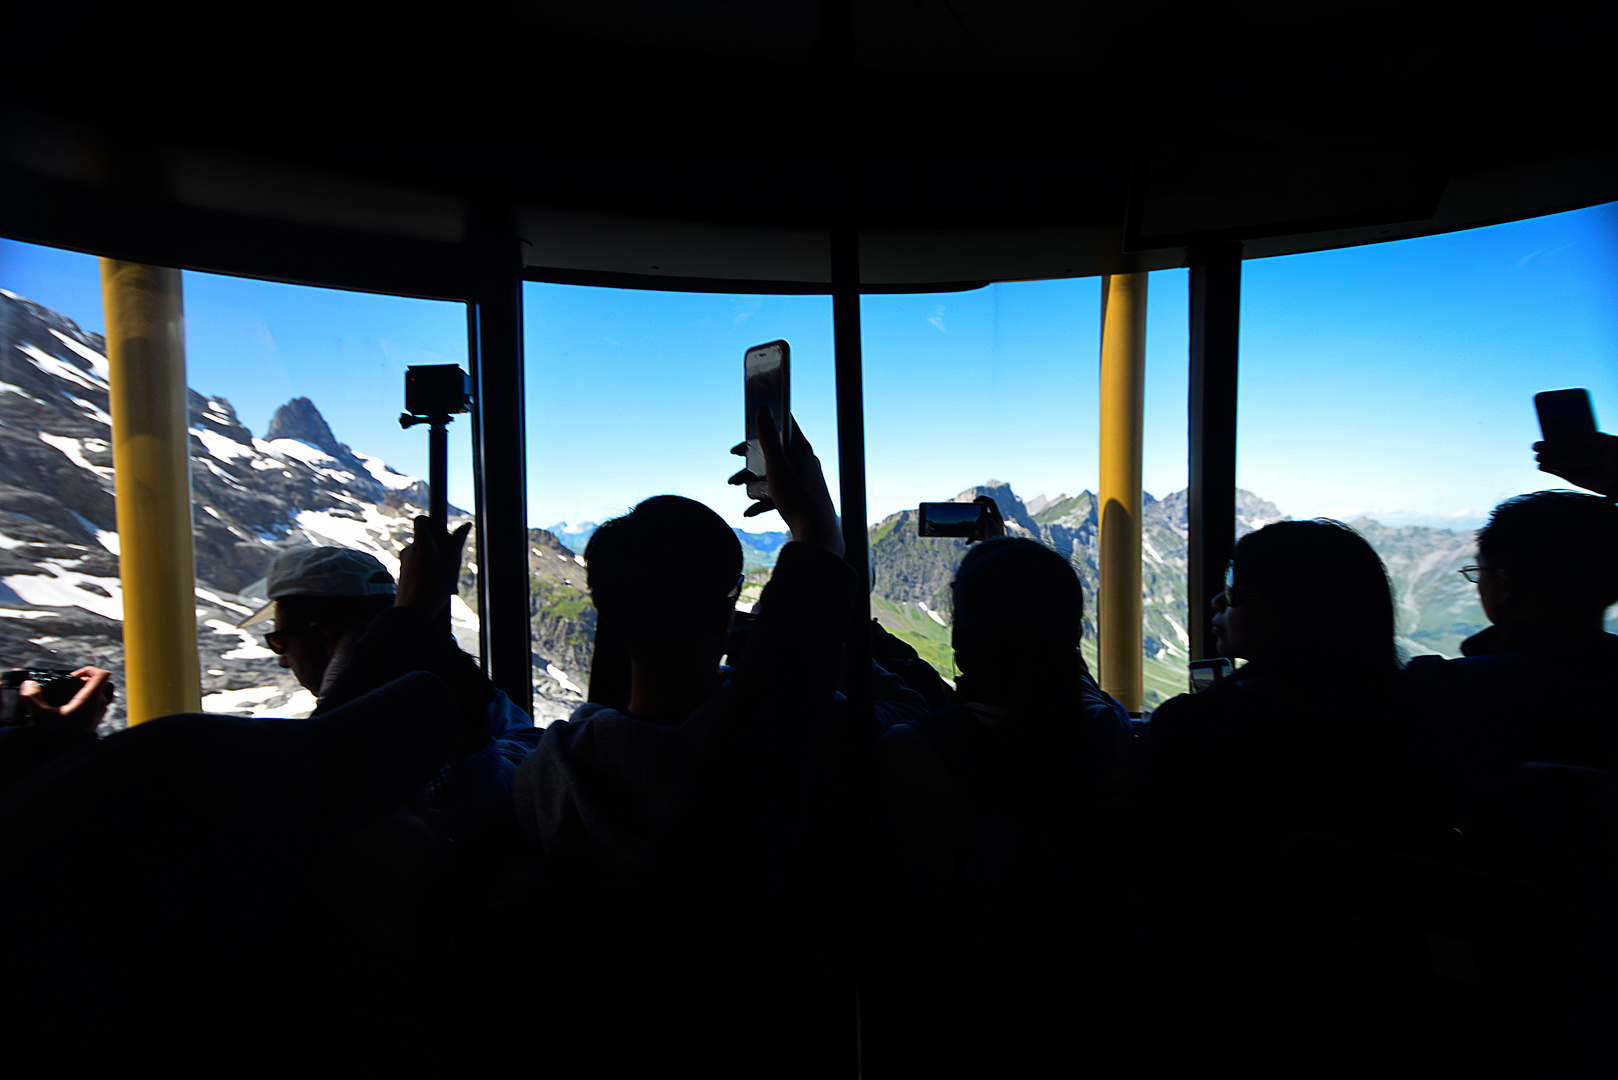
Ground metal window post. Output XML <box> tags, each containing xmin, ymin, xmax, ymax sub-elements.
<box><xmin>1098</xmin><ymin>272</ymin><xmax>1147</xmax><ymax>714</ymax></box>
<box><xmin>100</xmin><ymin>259</ymin><xmax>201</xmax><ymax>724</ymax></box>
<box><xmin>831</xmin><ymin>225</ymin><xmax>871</xmax><ymax>627</ymax></box>
<box><xmin>467</xmin><ymin>202</ymin><xmax>532</xmax><ymax>713</ymax></box>
<box><xmin>1188</xmin><ymin>250</ymin><xmax>1241</xmax><ymax>662</ymax></box>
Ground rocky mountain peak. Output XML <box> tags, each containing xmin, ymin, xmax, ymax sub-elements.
<box><xmin>954</xmin><ymin>480</ymin><xmax>1040</xmax><ymax>534</ymax></box>
<box><xmin>266</xmin><ymin>397</ymin><xmax>341</xmax><ymax>456</ymax></box>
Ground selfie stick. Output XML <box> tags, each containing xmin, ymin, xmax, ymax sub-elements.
<box><xmin>400</xmin><ymin>364</ymin><xmax>472</xmax><ymax>534</ymax></box>
<box><xmin>400</xmin><ymin>365</ymin><xmax>472</xmax><ymax>635</ymax></box>
<box><xmin>400</xmin><ymin>408</ymin><xmax>454</xmax><ymax>532</ymax></box>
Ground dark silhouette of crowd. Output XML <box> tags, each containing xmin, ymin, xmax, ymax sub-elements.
<box><xmin>2</xmin><ymin>416</ymin><xmax>1614</xmax><ymax>1077</ymax></box>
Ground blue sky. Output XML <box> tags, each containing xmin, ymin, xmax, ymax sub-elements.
<box><xmin>3</xmin><ymin>200</ymin><xmax>1614</xmax><ymax>534</ymax></box>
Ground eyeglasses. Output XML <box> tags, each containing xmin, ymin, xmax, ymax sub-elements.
<box><xmin>1458</xmin><ymin>565</ymin><xmax>1487</xmax><ymax>583</ymax></box>
<box><xmin>727</xmin><ymin>575</ymin><xmax>745</xmax><ymax>603</ymax></box>
<box><xmin>1220</xmin><ymin>563</ymin><xmax>1259</xmax><ymax>607</ymax></box>
<box><xmin>264</xmin><ymin>628</ymin><xmax>298</xmax><ymax>655</ymax></box>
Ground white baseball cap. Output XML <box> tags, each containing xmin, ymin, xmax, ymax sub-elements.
<box><xmin>236</xmin><ymin>547</ymin><xmax>395</xmax><ymax>628</ymax></box>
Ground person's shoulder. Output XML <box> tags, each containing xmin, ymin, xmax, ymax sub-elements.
<box><xmin>765</xmin><ymin>541</ymin><xmax>859</xmax><ymax>592</ymax></box>
<box><xmin>1148</xmin><ymin>685</ymin><xmax>1225</xmax><ymax>723</ymax></box>
<box><xmin>913</xmin><ymin>702</ymin><xmax>986</xmax><ymax>736</ymax></box>
<box><xmin>1141</xmin><ymin>681</ymin><xmax>1252</xmax><ymax>746</ymax></box>
<box><xmin>1404</xmin><ymin>652</ymin><xmax>1450</xmax><ymax>675</ymax></box>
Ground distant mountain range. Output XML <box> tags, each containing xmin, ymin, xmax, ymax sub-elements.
<box><xmin>0</xmin><ymin>287</ymin><xmax>1525</xmax><ymax>722</ymax></box>
<box><xmin>546</xmin><ymin>520</ymin><xmax>790</xmax><ymax>573</ymax></box>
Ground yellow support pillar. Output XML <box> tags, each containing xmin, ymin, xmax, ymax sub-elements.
<box><xmin>1098</xmin><ymin>273</ymin><xmax>1147</xmax><ymax>713</ymax></box>
<box><xmin>100</xmin><ymin>259</ymin><xmax>200</xmax><ymax>724</ymax></box>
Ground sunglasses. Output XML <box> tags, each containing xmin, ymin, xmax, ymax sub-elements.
<box><xmin>263</xmin><ymin>628</ymin><xmax>299</xmax><ymax>655</ymax></box>
<box><xmin>1220</xmin><ymin>563</ymin><xmax>1260</xmax><ymax>607</ymax></box>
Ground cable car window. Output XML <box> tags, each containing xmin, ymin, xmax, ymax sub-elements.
<box><xmin>521</xmin><ymin>281</ymin><xmax>837</xmax><ymax>725</ymax></box>
<box><xmin>1234</xmin><ymin>201</ymin><xmax>1618</xmax><ymax>657</ymax></box>
<box><xmin>859</xmin><ymin>276</ymin><xmax>1191</xmax><ymax>708</ymax></box>
<box><xmin>0</xmin><ymin>237</ymin><xmax>472</xmax><ymax>727</ymax></box>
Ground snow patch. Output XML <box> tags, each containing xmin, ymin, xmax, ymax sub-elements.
<box><xmin>265</xmin><ymin>438</ymin><xmax>334</xmax><ymax>464</ymax></box>
<box><xmin>202</xmin><ymin>685</ymin><xmax>316</xmax><ymax>719</ymax></box>
<box><xmin>48</xmin><ymin>329</ymin><xmax>110</xmax><ymax>382</ymax></box>
<box><xmin>0</xmin><ymin>382</ymin><xmax>41</xmax><ymax>401</ymax></box>
<box><xmin>3</xmin><ymin>561</ymin><xmax>124</xmax><ymax>620</ymax></box>
<box><xmin>1165</xmin><ymin>613</ymin><xmax>1190</xmax><ymax>649</ymax></box>
<box><xmin>450</xmin><ymin>593</ymin><xmax>480</xmax><ymax>637</ymax></box>
<box><xmin>354</xmin><ymin>452</ymin><xmax>420</xmax><ymax>491</ymax></box>
<box><xmin>16</xmin><ymin>342</ymin><xmax>101</xmax><ymax>391</ymax></box>
<box><xmin>917</xmin><ymin>601</ymin><xmax>947</xmax><ymax>627</ymax></box>
<box><xmin>195</xmin><ymin>587</ymin><xmax>254</xmax><ymax>616</ymax></box>
<box><xmin>546</xmin><ymin>663</ymin><xmax>584</xmax><ymax>697</ymax></box>
<box><xmin>0</xmin><ymin>608</ymin><xmax>53</xmax><ymax>619</ymax></box>
<box><xmin>65</xmin><ymin>395</ymin><xmax>113</xmax><ymax>427</ymax></box>
<box><xmin>200</xmin><ymin>457</ymin><xmax>248</xmax><ymax>488</ymax></box>
<box><xmin>292</xmin><ymin>509</ymin><xmax>403</xmax><ymax>576</ymax></box>
<box><xmin>204</xmin><ymin>618</ymin><xmax>277</xmax><ymax>660</ymax></box>
<box><xmin>192</xmin><ymin>426</ymin><xmax>257</xmax><ymax>462</ymax></box>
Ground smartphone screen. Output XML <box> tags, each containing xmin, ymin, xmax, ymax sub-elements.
<box><xmin>1189</xmin><ymin>658</ymin><xmax>1233</xmax><ymax>693</ymax></box>
<box><xmin>744</xmin><ymin>341</ymin><xmax>789</xmax><ymax>501</ymax></box>
<box><xmin>1534</xmin><ymin>388</ymin><xmax>1597</xmax><ymax>443</ymax></box>
<box><xmin>918</xmin><ymin>501</ymin><xmax>986</xmax><ymax>538</ymax></box>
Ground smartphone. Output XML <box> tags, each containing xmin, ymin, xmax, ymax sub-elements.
<box><xmin>918</xmin><ymin>501</ymin><xmax>989</xmax><ymax>540</ymax></box>
<box><xmin>1188</xmin><ymin>657</ymin><xmax>1233</xmax><ymax>693</ymax></box>
<box><xmin>743</xmin><ymin>341</ymin><xmax>790</xmax><ymax>502</ymax></box>
<box><xmin>1535</xmin><ymin>388</ymin><xmax>1597</xmax><ymax>443</ymax></box>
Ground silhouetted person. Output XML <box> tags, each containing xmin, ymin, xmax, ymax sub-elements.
<box><xmin>241</xmin><ymin>534</ymin><xmax>540</xmax><ymax>852</ymax></box>
<box><xmin>867</xmin><ymin>537</ymin><xmax>1136</xmax><ymax>1078</ymax></box>
<box><xmin>1140</xmin><ymin>519</ymin><xmax>1433</xmax><ymax>830</ymax></box>
<box><xmin>1</xmin><ymin>517</ymin><xmax>531</xmax><ymax>1071</ymax></box>
<box><xmin>510</xmin><ymin>413</ymin><xmax>858</xmax><ymax>1075</ymax></box>
<box><xmin>1411</xmin><ymin>490</ymin><xmax>1618</xmax><ymax>773</ymax></box>
<box><xmin>1134</xmin><ymin>520</ymin><xmax>1465</xmax><ymax>1075</ymax></box>
<box><xmin>512</xmin><ymin>495</ymin><xmax>745</xmax><ymax>880</ymax></box>
<box><xmin>240</xmin><ymin>545</ymin><xmax>398</xmax><ymax>698</ymax></box>
<box><xmin>1400</xmin><ymin>489</ymin><xmax>1618</xmax><ymax>1076</ymax></box>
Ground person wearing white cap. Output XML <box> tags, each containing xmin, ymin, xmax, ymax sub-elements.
<box><xmin>242</xmin><ymin>522</ymin><xmax>541</xmax><ymax>856</ymax></box>
<box><xmin>239</xmin><ymin>545</ymin><xmax>400</xmax><ymax>698</ymax></box>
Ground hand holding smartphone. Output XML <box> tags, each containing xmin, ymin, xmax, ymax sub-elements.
<box><xmin>918</xmin><ymin>501</ymin><xmax>990</xmax><ymax>540</ymax></box>
<box><xmin>729</xmin><ymin>340</ymin><xmax>790</xmax><ymax>513</ymax></box>
<box><xmin>917</xmin><ymin>496</ymin><xmax>1005</xmax><ymax>542</ymax></box>
<box><xmin>1534</xmin><ymin>388</ymin><xmax>1597</xmax><ymax>444</ymax></box>
<box><xmin>1533</xmin><ymin>388</ymin><xmax>1617</xmax><ymax>497</ymax></box>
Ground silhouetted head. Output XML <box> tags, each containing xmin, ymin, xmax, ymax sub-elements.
<box><xmin>1216</xmin><ymin>519</ymin><xmax>1396</xmax><ymax>673</ymax></box>
<box><xmin>951</xmin><ymin>537</ymin><xmax>1083</xmax><ymax>701</ymax></box>
<box><xmin>585</xmin><ymin>495</ymin><xmax>743</xmax><ymax>655</ymax></box>
<box><xmin>1474</xmin><ymin>491</ymin><xmax>1618</xmax><ymax>626</ymax></box>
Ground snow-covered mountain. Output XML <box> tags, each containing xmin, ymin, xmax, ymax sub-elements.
<box><xmin>0</xmin><ymin>289</ymin><xmax>592</xmax><ymax>728</ymax></box>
